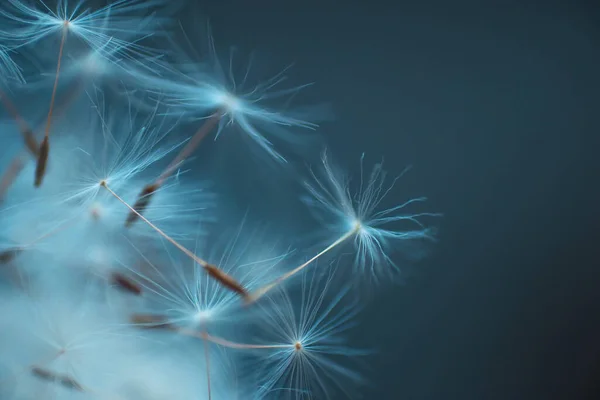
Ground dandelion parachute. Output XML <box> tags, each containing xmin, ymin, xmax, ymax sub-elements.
<box><xmin>0</xmin><ymin>2</ymin><xmax>439</xmax><ymax>399</ymax></box>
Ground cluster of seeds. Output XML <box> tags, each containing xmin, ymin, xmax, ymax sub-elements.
<box><xmin>0</xmin><ymin>1</ymin><xmax>439</xmax><ymax>399</ymax></box>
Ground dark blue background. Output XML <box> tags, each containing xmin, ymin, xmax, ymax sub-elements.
<box><xmin>197</xmin><ymin>1</ymin><xmax>600</xmax><ymax>398</ymax></box>
<box><xmin>124</xmin><ymin>0</ymin><xmax>600</xmax><ymax>398</ymax></box>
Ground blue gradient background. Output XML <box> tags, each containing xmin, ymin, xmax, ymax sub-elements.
<box><xmin>9</xmin><ymin>0</ymin><xmax>595</xmax><ymax>398</ymax></box>
<box><xmin>196</xmin><ymin>0</ymin><xmax>600</xmax><ymax>398</ymax></box>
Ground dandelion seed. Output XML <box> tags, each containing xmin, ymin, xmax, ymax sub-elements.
<box><xmin>142</xmin><ymin>20</ymin><xmax>326</xmax><ymax>165</ymax></box>
<box><xmin>0</xmin><ymin>287</ymin><xmax>144</xmax><ymax>398</ymax></box>
<box><xmin>124</xmin><ymin>183</ymin><xmax>158</xmax><ymax>228</ymax></box>
<box><xmin>0</xmin><ymin>247</ymin><xmax>23</xmax><ymax>264</ymax></box>
<box><xmin>124</xmin><ymin>22</ymin><xmax>323</xmax><ymax>226</ymax></box>
<box><xmin>0</xmin><ymin>75</ymin><xmax>87</xmax><ymax>199</ymax></box>
<box><xmin>252</xmin><ymin>268</ymin><xmax>366</xmax><ymax>400</ymax></box>
<box><xmin>30</xmin><ymin>366</ymin><xmax>84</xmax><ymax>392</ymax></box>
<box><xmin>36</xmin><ymin>19</ymin><xmax>68</xmax><ymax>188</ymax></box>
<box><xmin>304</xmin><ymin>151</ymin><xmax>440</xmax><ymax>281</ymax></box>
<box><xmin>124</xmin><ymin>219</ymin><xmax>289</xmax><ymax>343</ymax></box>
<box><xmin>110</xmin><ymin>271</ymin><xmax>142</xmax><ymax>296</ymax></box>
<box><xmin>0</xmin><ymin>5</ymin><xmax>439</xmax><ymax>398</ymax></box>
<box><xmin>59</xmin><ymin>374</ymin><xmax>85</xmax><ymax>391</ymax></box>
<box><xmin>0</xmin><ymin>0</ymin><xmax>171</xmax><ymax>187</ymax></box>
<box><xmin>101</xmin><ymin>181</ymin><xmax>247</xmax><ymax>299</ymax></box>
<box><xmin>203</xmin><ymin>263</ymin><xmax>250</xmax><ymax>301</ymax></box>
<box><xmin>124</xmin><ymin>110</ymin><xmax>221</xmax><ymax>227</ymax></box>
<box><xmin>0</xmin><ymin>0</ymin><xmax>170</xmax><ymax>53</ymax></box>
<box><xmin>33</xmin><ymin>136</ymin><xmax>49</xmax><ymax>187</ymax></box>
<box><xmin>249</xmin><ymin>151</ymin><xmax>440</xmax><ymax>302</ymax></box>
<box><xmin>29</xmin><ymin>87</ymin><xmax>209</xmax><ymax>248</ymax></box>
<box><xmin>43</xmin><ymin>20</ymin><xmax>68</xmax><ymax>137</ymax></box>
<box><xmin>30</xmin><ymin>366</ymin><xmax>53</xmax><ymax>380</ymax></box>
<box><xmin>177</xmin><ymin>268</ymin><xmax>365</xmax><ymax>399</ymax></box>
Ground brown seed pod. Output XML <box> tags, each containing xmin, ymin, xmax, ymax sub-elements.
<box><xmin>34</xmin><ymin>136</ymin><xmax>50</xmax><ymax>187</ymax></box>
<box><xmin>31</xmin><ymin>366</ymin><xmax>84</xmax><ymax>392</ymax></box>
<box><xmin>203</xmin><ymin>263</ymin><xmax>249</xmax><ymax>300</ymax></box>
<box><xmin>110</xmin><ymin>272</ymin><xmax>142</xmax><ymax>295</ymax></box>
<box><xmin>125</xmin><ymin>183</ymin><xmax>159</xmax><ymax>227</ymax></box>
<box><xmin>0</xmin><ymin>247</ymin><xmax>23</xmax><ymax>264</ymax></box>
<box><xmin>59</xmin><ymin>376</ymin><xmax>84</xmax><ymax>392</ymax></box>
<box><xmin>130</xmin><ymin>313</ymin><xmax>173</xmax><ymax>330</ymax></box>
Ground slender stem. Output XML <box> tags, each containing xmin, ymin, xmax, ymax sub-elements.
<box><xmin>129</xmin><ymin>314</ymin><xmax>291</xmax><ymax>351</ymax></box>
<box><xmin>102</xmin><ymin>182</ymin><xmax>248</xmax><ymax>298</ymax></box>
<box><xmin>180</xmin><ymin>328</ymin><xmax>292</xmax><ymax>350</ymax></box>
<box><xmin>202</xmin><ymin>324</ymin><xmax>212</xmax><ymax>400</ymax></box>
<box><xmin>0</xmin><ymin>77</ymin><xmax>84</xmax><ymax>199</ymax></box>
<box><xmin>44</xmin><ymin>25</ymin><xmax>68</xmax><ymax>139</ymax></box>
<box><xmin>156</xmin><ymin>111</ymin><xmax>223</xmax><ymax>187</ymax></box>
<box><xmin>101</xmin><ymin>181</ymin><xmax>208</xmax><ymax>267</ymax></box>
<box><xmin>248</xmin><ymin>225</ymin><xmax>360</xmax><ymax>304</ymax></box>
<box><xmin>124</xmin><ymin>111</ymin><xmax>223</xmax><ymax>228</ymax></box>
<box><xmin>34</xmin><ymin>26</ymin><xmax>68</xmax><ymax>188</ymax></box>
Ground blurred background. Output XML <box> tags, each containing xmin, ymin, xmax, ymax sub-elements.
<box><xmin>195</xmin><ymin>0</ymin><xmax>600</xmax><ymax>399</ymax></box>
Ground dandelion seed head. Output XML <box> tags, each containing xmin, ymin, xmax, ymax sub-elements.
<box><xmin>133</xmin><ymin>219</ymin><xmax>290</xmax><ymax>333</ymax></box>
<box><xmin>0</xmin><ymin>0</ymin><xmax>171</xmax><ymax>56</ymax></box>
<box><xmin>252</xmin><ymin>268</ymin><xmax>365</xmax><ymax>399</ymax></box>
<box><xmin>0</xmin><ymin>5</ymin><xmax>438</xmax><ymax>398</ymax></box>
<box><xmin>304</xmin><ymin>151</ymin><xmax>441</xmax><ymax>282</ymax></box>
<box><xmin>138</xmin><ymin>18</ymin><xmax>328</xmax><ymax>163</ymax></box>
<box><xmin>210</xmin><ymin>88</ymin><xmax>241</xmax><ymax>114</ymax></box>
